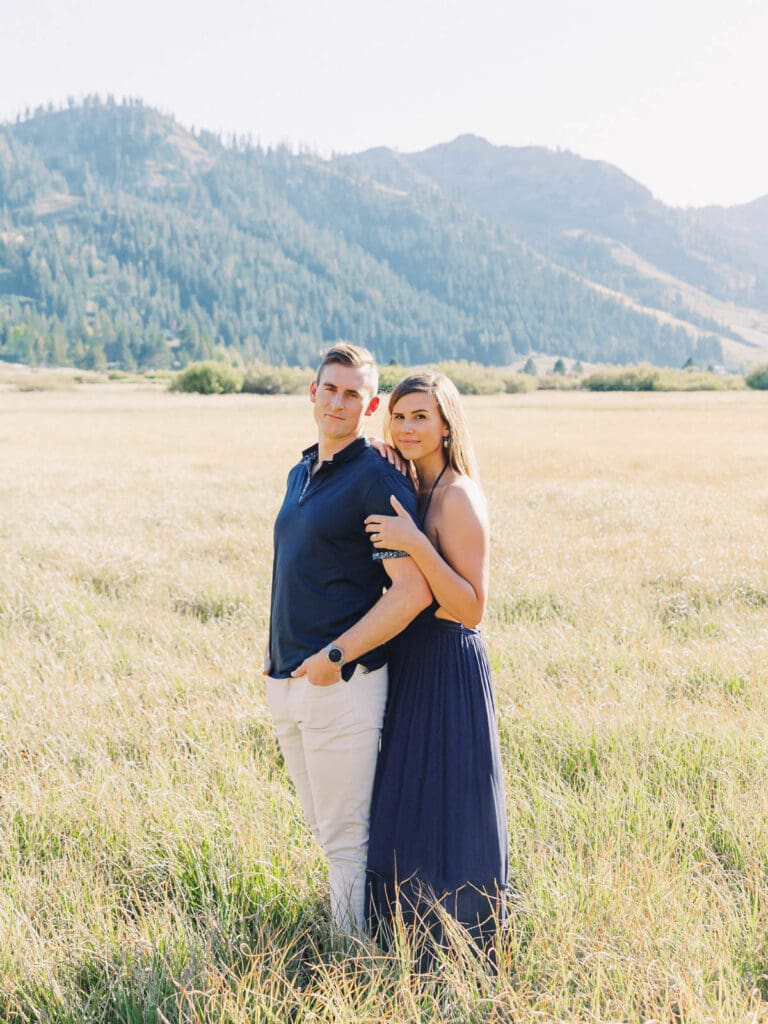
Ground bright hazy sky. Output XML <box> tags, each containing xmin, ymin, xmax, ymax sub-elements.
<box><xmin>2</xmin><ymin>0</ymin><xmax>766</xmax><ymax>208</ymax></box>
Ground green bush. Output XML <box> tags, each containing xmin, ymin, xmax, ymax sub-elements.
<box><xmin>581</xmin><ymin>364</ymin><xmax>746</xmax><ymax>393</ymax></box>
<box><xmin>376</xmin><ymin>363</ymin><xmax>406</xmax><ymax>393</ymax></box>
<box><xmin>653</xmin><ymin>369</ymin><xmax>743</xmax><ymax>391</ymax></box>
<box><xmin>503</xmin><ymin>373</ymin><xmax>538</xmax><ymax>394</ymax></box>
<box><xmin>582</xmin><ymin>366</ymin><xmax>660</xmax><ymax>391</ymax></box>
<box><xmin>537</xmin><ymin>373</ymin><xmax>581</xmax><ymax>391</ymax></box>
<box><xmin>164</xmin><ymin>357</ymin><xmax>755</xmax><ymax>397</ymax></box>
<box><xmin>433</xmin><ymin>360</ymin><xmax>507</xmax><ymax>395</ymax></box>
<box><xmin>242</xmin><ymin>363</ymin><xmax>314</xmax><ymax>394</ymax></box>
<box><xmin>169</xmin><ymin>361</ymin><xmax>244</xmax><ymax>394</ymax></box>
<box><xmin>380</xmin><ymin>360</ymin><xmax>511</xmax><ymax>396</ymax></box>
<box><xmin>745</xmin><ymin>363</ymin><xmax>768</xmax><ymax>390</ymax></box>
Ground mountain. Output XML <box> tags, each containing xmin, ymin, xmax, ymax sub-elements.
<box><xmin>337</xmin><ymin>134</ymin><xmax>768</xmax><ymax>368</ymax></box>
<box><xmin>694</xmin><ymin>195</ymin><xmax>768</xmax><ymax>283</ymax></box>
<box><xmin>0</xmin><ymin>101</ymin><xmax>765</xmax><ymax>371</ymax></box>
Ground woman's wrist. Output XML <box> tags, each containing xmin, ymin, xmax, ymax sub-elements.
<box><xmin>408</xmin><ymin>528</ymin><xmax>433</xmax><ymax>562</ymax></box>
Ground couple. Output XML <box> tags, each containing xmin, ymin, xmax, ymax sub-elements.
<box><xmin>263</xmin><ymin>343</ymin><xmax>507</xmax><ymax>955</ymax></box>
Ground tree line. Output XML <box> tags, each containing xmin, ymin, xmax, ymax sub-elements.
<box><xmin>0</xmin><ymin>102</ymin><xmax>724</xmax><ymax>371</ymax></box>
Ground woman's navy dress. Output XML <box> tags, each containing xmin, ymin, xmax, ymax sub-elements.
<box><xmin>365</xmin><ymin>600</ymin><xmax>508</xmax><ymax>954</ymax></box>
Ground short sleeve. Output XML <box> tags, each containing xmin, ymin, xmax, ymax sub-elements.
<box><xmin>363</xmin><ymin>463</ymin><xmax>419</xmax><ymax>561</ymax></box>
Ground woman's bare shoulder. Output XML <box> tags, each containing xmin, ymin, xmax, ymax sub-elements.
<box><xmin>440</xmin><ymin>474</ymin><xmax>488</xmax><ymax>523</ymax></box>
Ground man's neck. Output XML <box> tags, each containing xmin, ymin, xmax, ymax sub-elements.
<box><xmin>316</xmin><ymin>432</ymin><xmax>364</xmax><ymax>466</ymax></box>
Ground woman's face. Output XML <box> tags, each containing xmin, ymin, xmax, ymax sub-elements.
<box><xmin>389</xmin><ymin>391</ymin><xmax>449</xmax><ymax>461</ymax></box>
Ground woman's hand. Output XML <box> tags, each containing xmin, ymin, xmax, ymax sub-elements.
<box><xmin>368</xmin><ymin>437</ymin><xmax>407</xmax><ymax>475</ymax></box>
<box><xmin>365</xmin><ymin>495</ymin><xmax>420</xmax><ymax>555</ymax></box>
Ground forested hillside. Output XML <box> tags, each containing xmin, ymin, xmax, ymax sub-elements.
<box><xmin>0</xmin><ymin>100</ymin><xmax>760</xmax><ymax>371</ymax></box>
<box><xmin>338</xmin><ymin>136</ymin><xmax>768</xmax><ymax>367</ymax></box>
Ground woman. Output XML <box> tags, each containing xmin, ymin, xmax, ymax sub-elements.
<box><xmin>364</xmin><ymin>371</ymin><xmax>508</xmax><ymax>961</ymax></box>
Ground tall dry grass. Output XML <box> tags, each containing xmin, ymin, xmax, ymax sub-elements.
<box><xmin>0</xmin><ymin>385</ymin><xmax>767</xmax><ymax>1022</ymax></box>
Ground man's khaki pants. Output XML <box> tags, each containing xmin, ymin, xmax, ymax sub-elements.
<box><xmin>266</xmin><ymin>663</ymin><xmax>388</xmax><ymax>934</ymax></box>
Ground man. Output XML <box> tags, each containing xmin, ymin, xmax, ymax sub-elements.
<box><xmin>263</xmin><ymin>343</ymin><xmax>432</xmax><ymax>934</ymax></box>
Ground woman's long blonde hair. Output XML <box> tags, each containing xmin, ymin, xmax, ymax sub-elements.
<box><xmin>386</xmin><ymin>371</ymin><xmax>478</xmax><ymax>478</ymax></box>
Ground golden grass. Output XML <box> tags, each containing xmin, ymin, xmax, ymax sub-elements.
<box><xmin>0</xmin><ymin>386</ymin><xmax>767</xmax><ymax>1022</ymax></box>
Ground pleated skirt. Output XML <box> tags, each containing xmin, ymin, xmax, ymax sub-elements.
<box><xmin>365</xmin><ymin>609</ymin><xmax>508</xmax><ymax>953</ymax></box>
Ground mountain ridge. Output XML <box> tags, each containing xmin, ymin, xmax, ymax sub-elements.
<box><xmin>0</xmin><ymin>102</ymin><xmax>765</xmax><ymax>371</ymax></box>
<box><xmin>337</xmin><ymin>133</ymin><xmax>768</xmax><ymax>364</ymax></box>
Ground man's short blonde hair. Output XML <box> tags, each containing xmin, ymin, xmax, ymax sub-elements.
<box><xmin>316</xmin><ymin>343</ymin><xmax>378</xmax><ymax>395</ymax></box>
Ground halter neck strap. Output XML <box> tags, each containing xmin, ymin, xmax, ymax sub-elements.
<box><xmin>418</xmin><ymin>463</ymin><xmax>448</xmax><ymax>527</ymax></box>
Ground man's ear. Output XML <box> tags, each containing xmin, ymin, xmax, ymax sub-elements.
<box><xmin>309</xmin><ymin>380</ymin><xmax>318</xmax><ymax>403</ymax></box>
<box><xmin>365</xmin><ymin>395</ymin><xmax>380</xmax><ymax>416</ymax></box>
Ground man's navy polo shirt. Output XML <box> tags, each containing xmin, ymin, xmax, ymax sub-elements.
<box><xmin>268</xmin><ymin>435</ymin><xmax>418</xmax><ymax>681</ymax></box>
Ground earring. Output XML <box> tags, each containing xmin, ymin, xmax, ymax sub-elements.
<box><xmin>443</xmin><ymin>435</ymin><xmax>449</xmax><ymax>449</ymax></box>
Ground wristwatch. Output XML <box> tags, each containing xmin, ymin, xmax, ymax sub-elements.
<box><xmin>324</xmin><ymin>644</ymin><xmax>346</xmax><ymax>667</ymax></box>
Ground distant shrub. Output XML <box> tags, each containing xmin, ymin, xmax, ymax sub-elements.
<box><xmin>537</xmin><ymin>373</ymin><xmax>581</xmax><ymax>391</ymax></box>
<box><xmin>745</xmin><ymin>363</ymin><xmax>768</xmax><ymax>390</ymax></box>
<box><xmin>242</xmin><ymin>363</ymin><xmax>314</xmax><ymax>394</ymax></box>
<box><xmin>169</xmin><ymin>361</ymin><xmax>244</xmax><ymax>394</ymax></box>
<box><xmin>164</xmin><ymin>357</ymin><xmax>752</xmax><ymax>396</ymax></box>
<box><xmin>143</xmin><ymin>370</ymin><xmax>176</xmax><ymax>383</ymax></box>
<box><xmin>377</xmin><ymin>363</ymin><xmax>406</xmax><ymax>393</ymax></box>
<box><xmin>379</xmin><ymin>362</ymin><xmax>510</xmax><ymax>395</ymax></box>
<box><xmin>503</xmin><ymin>373</ymin><xmax>538</xmax><ymax>394</ymax></box>
<box><xmin>582</xmin><ymin>366</ymin><xmax>660</xmax><ymax>391</ymax></box>
<box><xmin>654</xmin><ymin>369</ymin><xmax>743</xmax><ymax>391</ymax></box>
<box><xmin>433</xmin><ymin>360</ymin><xmax>508</xmax><ymax>395</ymax></box>
<box><xmin>581</xmin><ymin>364</ymin><xmax>745</xmax><ymax>392</ymax></box>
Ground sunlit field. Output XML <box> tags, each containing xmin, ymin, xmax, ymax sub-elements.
<box><xmin>1</xmin><ymin>385</ymin><xmax>767</xmax><ymax>1023</ymax></box>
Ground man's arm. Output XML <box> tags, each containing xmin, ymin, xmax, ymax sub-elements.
<box><xmin>291</xmin><ymin>555</ymin><xmax>432</xmax><ymax>685</ymax></box>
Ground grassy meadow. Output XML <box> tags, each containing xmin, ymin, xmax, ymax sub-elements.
<box><xmin>0</xmin><ymin>384</ymin><xmax>767</xmax><ymax>1023</ymax></box>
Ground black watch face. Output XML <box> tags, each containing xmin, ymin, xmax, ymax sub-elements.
<box><xmin>328</xmin><ymin>646</ymin><xmax>343</xmax><ymax>664</ymax></box>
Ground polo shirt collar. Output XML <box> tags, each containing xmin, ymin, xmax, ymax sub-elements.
<box><xmin>301</xmin><ymin>435</ymin><xmax>370</xmax><ymax>465</ymax></box>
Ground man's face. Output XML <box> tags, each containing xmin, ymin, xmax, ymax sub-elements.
<box><xmin>310</xmin><ymin>363</ymin><xmax>379</xmax><ymax>446</ymax></box>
